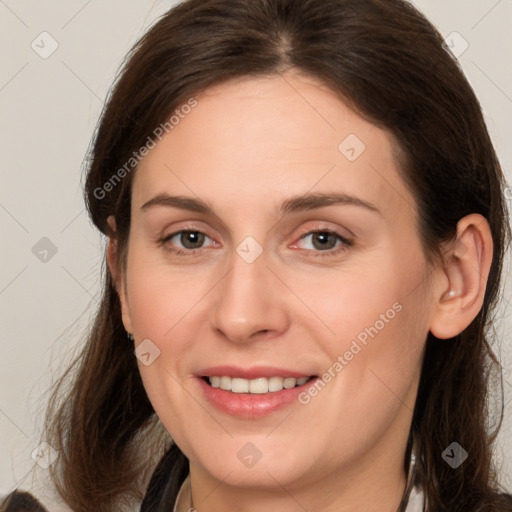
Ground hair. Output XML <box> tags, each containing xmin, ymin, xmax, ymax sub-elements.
<box><xmin>40</xmin><ymin>0</ymin><xmax>512</xmax><ymax>510</ymax></box>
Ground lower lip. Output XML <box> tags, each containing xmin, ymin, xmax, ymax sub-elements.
<box><xmin>197</xmin><ymin>377</ymin><xmax>318</xmax><ymax>418</ymax></box>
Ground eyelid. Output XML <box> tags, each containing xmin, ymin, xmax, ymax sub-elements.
<box><xmin>292</xmin><ymin>223</ymin><xmax>352</xmax><ymax>243</ymax></box>
<box><xmin>297</xmin><ymin>220</ymin><xmax>354</xmax><ymax>238</ymax></box>
<box><xmin>156</xmin><ymin>219</ymin><xmax>217</xmax><ymax>240</ymax></box>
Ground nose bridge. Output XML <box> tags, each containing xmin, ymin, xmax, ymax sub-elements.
<box><xmin>211</xmin><ymin>242</ymin><xmax>289</xmax><ymax>342</ymax></box>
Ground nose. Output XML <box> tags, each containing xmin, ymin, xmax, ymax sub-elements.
<box><xmin>210</xmin><ymin>248</ymin><xmax>291</xmax><ymax>344</ymax></box>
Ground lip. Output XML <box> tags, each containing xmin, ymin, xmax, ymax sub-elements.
<box><xmin>195</xmin><ymin>366</ymin><xmax>318</xmax><ymax>419</ymax></box>
<box><xmin>197</xmin><ymin>365</ymin><xmax>312</xmax><ymax>380</ymax></box>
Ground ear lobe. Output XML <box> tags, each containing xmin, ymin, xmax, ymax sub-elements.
<box><xmin>429</xmin><ymin>214</ymin><xmax>493</xmax><ymax>340</ymax></box>
<box><xmin>106</xmin><ymin>215</ymin><xmax>133</xmax><ymax>334</ymax></box>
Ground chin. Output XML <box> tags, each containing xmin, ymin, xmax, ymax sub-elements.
<box><xmin>191</xmin><ymin>445</ymin><xmax>312</xmax><ymax>489</ymax></box>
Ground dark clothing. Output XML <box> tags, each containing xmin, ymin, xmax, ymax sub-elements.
<box><xmin>1</xmin><ymin>445</ymin><xmax>187</xmax><ymax>512</ymax></box>
<box><xmin>0</xmin><ymin>491</ymin><xmax>49</xmax><ymax>512</ymax></box>
<box><xmin>139</xmin><ymin>444</ymin><xmax>189</xmax><ymax>511</ymax></box>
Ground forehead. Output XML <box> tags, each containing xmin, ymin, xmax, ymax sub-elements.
<box><xmin>132</xmin><ymin>71</ymin><xmax>416</xmax><ymax>224</ymax></box>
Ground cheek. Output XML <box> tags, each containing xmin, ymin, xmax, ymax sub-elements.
<box><xmin>299</xmin><ymin>244</ymin><xmax>430</xmax><ymax>407</ymax></box>
<box><xmin>123</xmin><ymin>249</ymin><xmax>207</xmax><ymax>399</ymax></box>
<box><xmin>298</xmin><ymin>248</ymin><xmax>428</xmax><ymax>349</ymax></box>
<box><xmin>125</xmin><ymin>251</ymin><xmax>203</xmax><ymax>436</ymax></box>
<box><xmin>125</xmin><ymin>247</ymin><xmax>210</xmax><ymax>338</ymax></box>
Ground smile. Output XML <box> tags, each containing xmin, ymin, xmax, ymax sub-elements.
<box><xmin>205</xmin><ymin>375</ymin><xmax>313</xmax><ymax>393</ymax></box>
<box><xmin>196</xmin><ymin>367</ymin><xmax>320</xmax><ymax>418</ymax></box>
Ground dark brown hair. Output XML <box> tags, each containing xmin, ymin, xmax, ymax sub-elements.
<box><xmin>41</xmin><ymin>0</ymin><xmax>511</xmax><ymax>510</ymax></box>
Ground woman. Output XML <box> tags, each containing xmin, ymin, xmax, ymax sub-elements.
<box><xmin>2</xmin><ymin>0</ymin><xmax>511</xmax><ymax>510</ymax></box>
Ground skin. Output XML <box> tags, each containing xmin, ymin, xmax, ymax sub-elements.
<box><xmin>107</xmin><ymin>70</ymin><xmax>493</xmax><ymax>512</ymax></box>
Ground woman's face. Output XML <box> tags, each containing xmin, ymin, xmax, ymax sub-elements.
<box><xmin>118</xmin><ymin>71</ymin><xmax>437</xmax><ymax>497</ymax></box>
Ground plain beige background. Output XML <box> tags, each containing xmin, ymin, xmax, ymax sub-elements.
<box><xmin>1</xmin><ymin>0</ymin><xmax>511</xmax><ymax>501</ymax></box>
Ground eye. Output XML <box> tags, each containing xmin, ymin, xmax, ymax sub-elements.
<box><xmin>292</xmin><ymin>230</ymin><xmax>352</xmax><ymax>256</ymax></box>
<box><xmin>160</xmin><ymin>230</ymin><xmax>217</xmax><ymax>254</ymax></box>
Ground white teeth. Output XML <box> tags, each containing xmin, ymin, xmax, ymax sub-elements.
<box><xmin>283</xmin><ymin>377</ymin><xmax>296</xmax><ymax>389</ymax></box>
<box><xmin>231</xmin><ymin>377</ymin><xmax>249</xmax><ymax>393</ymax></box>
<box><xmin>207</xmin><ymin>375</ymin><xmax>311</xmax><ymax>393</ymax></box>
<box><xmin>220</xmin><ymin>376</ymin><xmax>231</xmax><ymax>390</ymax></box>
<box><xmin>268</xmin><ymin>376</ymin><xmax>284</xmax><ymax>392</ymax></box>
<box><xmin>249</xmin><ymin>378</ymin><xmax>268</xmax><ymax>394</ymax></box>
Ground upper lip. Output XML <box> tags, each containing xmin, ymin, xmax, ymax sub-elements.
<box><xmin>197</xmin><ymin>365</ymin><xmax>315</xmax><ymax>380</ymax></box>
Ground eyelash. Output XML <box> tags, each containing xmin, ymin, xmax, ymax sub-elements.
<box><xmin>158</xmin><ymin>228</ymin><xmax>352</xmax><ymax>258</ymax></box>
<box><xmin>295</xmin><ymin>228</ymin><xmax>352</xmax><ymax>257</ymax></box>
<box><xmin>158</xmin><ymin>230</ymin><xmax>214</xmax><ymax>257</ymax></box>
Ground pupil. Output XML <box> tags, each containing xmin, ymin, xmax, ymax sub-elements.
<box><xmin>182</xmin><ymin>231</ymin><xmax>204</xmax><ymax>249</ymax></box>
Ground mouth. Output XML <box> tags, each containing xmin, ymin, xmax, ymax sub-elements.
<box><xmin>201</xmin><ymin>375</ymin><xmax>315</xmax><ymax>393</ymax></box>
<box><xmin>195</xmin><ymin>367</ymin><xmax>319</xmax><ymax>418</ymax></box>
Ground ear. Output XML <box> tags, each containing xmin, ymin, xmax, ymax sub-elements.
<box><xmin>106</xmin><ymin>215</ymin><xmax>133</xmax><ymax>335</ymax></box>
<box><xmin>429</xmin><ymin>214</ymin><xmax>493</xmax><ymax>339</ymax></box>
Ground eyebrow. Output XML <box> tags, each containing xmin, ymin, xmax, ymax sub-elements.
<box><xmin>140</xmin><ymin>192</ymin><xmax>381</xmax><ymax>216</ymax></box>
